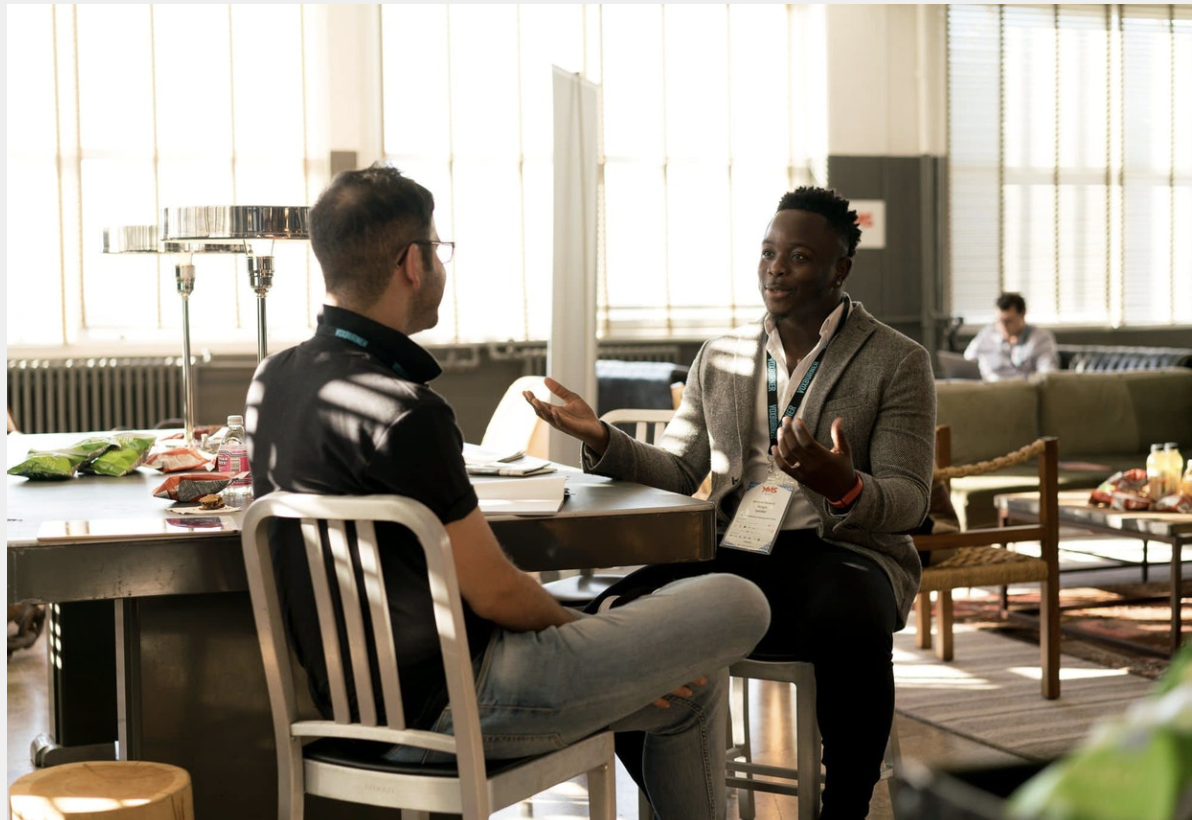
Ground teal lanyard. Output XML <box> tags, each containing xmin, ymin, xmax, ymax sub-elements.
<box><xmin>316</xmin><ymin>323</ymin><xmax>411</xmax><ymax>380</ymax></box>
<box><xmin>766</xmin><ymin>297</ymin><xmax>850</xmax><ymax>451</ymax></box>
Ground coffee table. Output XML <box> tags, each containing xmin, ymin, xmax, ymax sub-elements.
<box><xmin>995</xmin><ymin>490</ymin><xmax>1191</xmax><ymax>656</ymax></box>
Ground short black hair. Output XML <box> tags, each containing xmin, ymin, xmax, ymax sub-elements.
<box><xmin>996</xmin><ymin>292</ymin><xmax>1027</xmax><ymax>314</ymax></box>
<box><xmin>309</xmin><ymin>164</ymin><xmax>435</xmax><ymax>308</ymax></box>
<box><xmin>775</xmin><ymin>186</ymin><xmax>861</xmax><ymax>257</ymax></box>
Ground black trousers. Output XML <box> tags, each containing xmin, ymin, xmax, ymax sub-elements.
<box><xmin>587</xmin><ymin>529</ymin><xmax>898</xmax><ymax>820</ymax></box>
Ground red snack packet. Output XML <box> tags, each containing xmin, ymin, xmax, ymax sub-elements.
<box><xmin>152</xmin><ymin>473</ymin><xmax>233</xmax><ymax>502</ymax></box>
<box><xmin>145</xmin><ymin>446</ymin><xmax>212</xmax><ymax>473</ymax></box>
<box><xmin>1089</xmin><ymin>469</ymin><xmax>1149</xmax><ymax>507</ymax></box>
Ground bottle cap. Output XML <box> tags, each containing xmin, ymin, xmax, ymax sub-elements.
<box><xmin>227</xmin><ymin>414</ymin><xmax>244</xmax><ymax>426</ymax></box>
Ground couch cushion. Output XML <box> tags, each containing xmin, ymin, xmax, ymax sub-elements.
<box><xmin>1037</xmin><ymin>369</ymin><xmax>1192</xmax><ymax>458</ymax></box>
<box><xmin>935</xmin><ymin>380</ymin><xmax>1040</xmax><ymax>465</ymax></box>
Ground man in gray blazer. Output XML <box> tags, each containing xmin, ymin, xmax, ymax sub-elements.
<box><xmin>527</xmin><ymin>186</ymin><xmax>936</xmax><ymax>820</ymax></box>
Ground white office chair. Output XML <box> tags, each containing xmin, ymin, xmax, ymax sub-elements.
<box><xmin>241</xmin><ymin>492</ymin><xmax>616</xmax><ymax>820</ymax></box>
<box><xmin>480</xmin><ymin>375</ymin><xmax>551</xmax><ymax>460</ymax></box>
<box><xmin>726</xmin><ymin>659</ymin><xmax>901</xmax><ymax>820</ymax></box>
<box><xmin>542</xmin><ymin>408</ymin><xmax>676</xmax><ymax>606</ymax></box>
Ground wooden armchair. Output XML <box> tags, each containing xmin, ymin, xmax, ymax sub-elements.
<box><xmin>912</xmin><ymin>425</ymin><xmax>1061</xmax><ymax>699</ymax></box>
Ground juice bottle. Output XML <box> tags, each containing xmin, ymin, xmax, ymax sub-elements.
<box><xmin>1183</xmin><ymin>460</ymin><xmax>1192</xmax><ymax>496</ymax></box>
<box><xmin>1146</xmin><ymin>443</ymin><xmax>1167</xmax><ymax>500</ymax></box>
<box><xmin>1165</xmin><ymin>443</ymin><xmax>1185</xmax><ymax>497</ymax></box>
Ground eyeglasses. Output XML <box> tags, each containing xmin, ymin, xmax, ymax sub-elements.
<box><xmin>396</xmin><ymin>240</ymin><xmax>455</xmax><ymax>266</ymax></box>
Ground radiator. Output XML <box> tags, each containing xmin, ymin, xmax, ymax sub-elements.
<box><xmin>7</xmin><ymin>358</ymin><xmax>189</xmax><ymax>434</ymax></box>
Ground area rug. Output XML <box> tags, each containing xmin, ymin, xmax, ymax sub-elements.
<box><xmin>949</xmin><ymin>581</ymin><xmax>1188</xmax><ymax>680</ymax></box>
<box><xmin>893</xmin><ymin>621</ymin><xmax>1157</xmax><ymax>762</ymax></box>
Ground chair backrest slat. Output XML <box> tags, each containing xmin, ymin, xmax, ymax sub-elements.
<box><xmin>600</xmin><ymin>408</ymin><xmax>675</xmax><ymax>445</ymax></box>
<box><xmin>354</xmin><ymin>519</ymin><xmax>405</xmax><ymax>729</ymax></box>
<box><xmin>325</xmin><ymin>519</ymin><xmax>377</xmax><ymax>726</ymax></box>
<box><xmin>300</xmin><ymin>518</ymin><xmax>352</xmax><ymax>722</ymax></box>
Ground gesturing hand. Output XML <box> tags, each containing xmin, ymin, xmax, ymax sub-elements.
<box><xmin>771</xmin><ymin>416</ymin><xmax>857</xmax><ymax>502</ymax></box>
<box><xmin>522</xmin><ymin>377</ymin><xmax>610</xmax><ymax>454</ymax></box>
<box><xmin>652</xmin><ymin>675</ymin><xmax>708</xmax><ymax>708</ymax></box>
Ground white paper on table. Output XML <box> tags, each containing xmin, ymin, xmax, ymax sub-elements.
<box><xmin>472</xmin><ymin>475</ymin><xmax>567</xmax><ymax>515</ymax></box>
<box><xmin>462</xmin><ymin>442</ymin><xmax>556</xmax><ymax>477</ymax></box>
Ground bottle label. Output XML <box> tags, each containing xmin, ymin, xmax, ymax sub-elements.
<box><xmin>217</xmin><ymin>445</ymin><xmax>251</xmax><ymax>485</ymax></box>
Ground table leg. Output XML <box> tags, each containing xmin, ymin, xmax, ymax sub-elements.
<box><xmin>115</xmin><ymin>599</ymin><xmax>141</xmax><ymax>760</ymax></box>
<box><xmin>1173</xmin><ymin>539</ymin><xmax>1186</xmax><ymax>656</ymax></box>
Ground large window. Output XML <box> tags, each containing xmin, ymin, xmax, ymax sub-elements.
<box><xmin>948</xmin><ymin>4</ymin><xmax>1192</xmax><ymax>327</ymax></box>
<box><xmin>380</xmin><ymin>4</ymin><xmax>822</xmax><ymax>344</ymax></box>
<box><xmin>8</xmin><ymin>4</ymin><xmax>823</xmax><ymax>353</ymax></box>
<box><xmin>6</xmin><ymin>4</ymin><xmax>323</xmax><ymax>350</ymax></box>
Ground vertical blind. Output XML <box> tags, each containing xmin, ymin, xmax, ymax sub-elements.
<box><xmin>380</xmin><ymin>4</ymin><xmax>819</xmax><ymax>345</ymax></box>
<box><xmin>948</xmin><ymin>4</ymin><xmax>1192</xmax><ymax>327</ymax></box>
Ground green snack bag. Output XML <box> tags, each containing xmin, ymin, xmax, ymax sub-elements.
<box><xmin>7</xmin><ymin>453</ymin><xmax>85</xmax><ymax>480</ymax></box>
<box><xmin>80</xmin><ymin>434</ymin><xmax>157</xmax><ymax>477</ymax></box>
<box><xmin>7</xmin><ymin>436</ymin><xmax>118</xmax><ymax>480</ymax></box>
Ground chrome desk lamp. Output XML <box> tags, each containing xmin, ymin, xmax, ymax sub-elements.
<box><xmin>102</xmin><ymin>226</ymin><xmax>241</xmax><ymax>446</ymax></box>
<box><xmin>160</xmin><ymin>206</ymin><xmax>311</xmax><ymax>363</ymax></box>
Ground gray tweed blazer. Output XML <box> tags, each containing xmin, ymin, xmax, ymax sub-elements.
<box><xmin>585</xmin><ymin>301</ymin><xmax>936</xmax><ymax>628</ymax></box>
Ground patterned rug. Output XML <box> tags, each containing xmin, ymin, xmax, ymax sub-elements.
<box><xmin>948</xmin><ymin>581</ymin><xmax>1189</xmax><ymax>680</ymax></box>
<box><xmin>894</xmin><ymin>620</ymin><xmax>1158</xmax><ymax>761</ymax></box>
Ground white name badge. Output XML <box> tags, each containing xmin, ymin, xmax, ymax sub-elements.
<box><xmin>720</xmin><ymin>480</ymin><xmax>794</xmax><ymax>555</ymax></box>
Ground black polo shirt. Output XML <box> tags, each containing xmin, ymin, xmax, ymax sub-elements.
<box><xmin>247</xmin><ymin>305</ymin><xmax>490</xmax><ymax>729</ymax></box>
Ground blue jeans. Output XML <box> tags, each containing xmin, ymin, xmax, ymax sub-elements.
<box><xmin>397</xmin><ymin>573</ymin><xmax>770</xmax><ymax>819</ymax></box>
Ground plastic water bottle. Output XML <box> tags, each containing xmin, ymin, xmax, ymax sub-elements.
<box><xmin>216</xmin><ymin>414</ymin><xmax>252</xmax><ymax>505</ymax></box>
<box><xmin>1146</xmin><ymin>443</ymin><xmax>1167</xmax><ymax>500</ymax></box>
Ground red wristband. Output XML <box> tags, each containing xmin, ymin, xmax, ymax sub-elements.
<box><xmin>828</xmin><ymin>475</ymin><xmax>863</xmax><ymax>509</ymax></box>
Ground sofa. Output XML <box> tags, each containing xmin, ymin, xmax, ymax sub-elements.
<box><xmin>937</xmin><ymin>344</ymin><xmax>1192</xmax><ymax>380</ymax></box>
<box><xmin>936</xmin><ymin>368</ymin><xmax>1192</xmax><ymax>529</ymax></box>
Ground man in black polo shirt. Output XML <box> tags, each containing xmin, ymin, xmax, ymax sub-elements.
<box><xmin>246</xmin><ymin>164</ymin><xmax>770</xmax><ymax>819</ymax></box>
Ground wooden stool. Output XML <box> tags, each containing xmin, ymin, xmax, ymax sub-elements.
<box><xmin>10</xmin><ymin>761</ymin><xmax>194</xmax><ymax>820</ymax></box>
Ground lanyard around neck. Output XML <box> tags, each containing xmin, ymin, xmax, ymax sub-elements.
<box><xmin>766</xmin><ymin>296</ymin><xmax>850</xmax><ymax>450</ymax></box>
<box><xmin>316</xmin><ymin>322</ymin><xmax>411</xmax><ymax>380</ymax></box>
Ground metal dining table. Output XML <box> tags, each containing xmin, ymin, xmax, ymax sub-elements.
<box><xmin>7</xmin><ymin>431</ymin><xmax>716</xmax><ymax>820</ymax></box>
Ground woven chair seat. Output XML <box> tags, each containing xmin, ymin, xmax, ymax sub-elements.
<box><xmin>920</xmin><ymin>546</ymin><xmax>1047</xmax><ymax>592</ymax></box>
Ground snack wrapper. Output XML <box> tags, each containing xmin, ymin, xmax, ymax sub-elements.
<box><xmin>145</xmin><ymin>446</ymin><xmax>212</xmax><ymax>473</ymax></box>
<box><xmin>1089</xmin><ymin>469</ymin><xmax>1152</xmax><ymax>511</ymax></box>
<box><xmin>152</xmin><ymin>472</ymin><xmax>234</xmax><ymax>502</ymax></box>
<box><xmin>7</xmin><ymin>453</ymin><xmax>87</xmax><ymax>481</ymax></box>
<box><xmin>7</xmin><ymin>436</ymin><xmax>118</xmax><ymax>480</ymax></box>
<box><xmin>79</xmin><ymin>434</ymin><xmax>156</xmax><ymax>477</ymax></box>
<box><xmin>1155</xmin><ymin>493</ymin><xmax>1192</xmax><ymax>514</ymax></box>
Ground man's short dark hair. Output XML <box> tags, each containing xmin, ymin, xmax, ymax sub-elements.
<box><xmin>775</xmin><ymin>186</ymin><xmax>862</xmax><ymax>257</ymax></box>
<box><xmin>309</xmin><ymin>164</ymin><xmax>436</xmax><ymax>307</ymax></box>
<box><xmin>996</xmin><ymin>292</ymin><xmax>1027</xmax><ymax>314</ymax></box>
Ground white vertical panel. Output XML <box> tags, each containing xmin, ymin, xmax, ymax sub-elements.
<box><xmin>549</xmin><ymin>66</ymin><xmax>598</xmax><ymax>467</ymax></box>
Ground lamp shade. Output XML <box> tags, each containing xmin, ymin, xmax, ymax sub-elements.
<box><xmin>103</xmin><ymin>225</ymin><xmax>241</xmax><ymax>255</ymax></box>
<box><xmin>160</xmin><ymin>206</ymin><xmax>310</xmax><ymax>242</ymax></box>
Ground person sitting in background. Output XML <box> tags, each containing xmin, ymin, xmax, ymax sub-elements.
<box><xmin>246</xmin><ymin>164</ymin><xmax>770</xmax><ymax>819</ymax></box>
<box><xmin>526</xmin><ymin>186</ymin><xmax>936</xmax><ymax>820</ymax></box>
<box><xmin>963</xmin><ymin>292</ymin><xmax>1059</xmax><ymax>381</ymax></box>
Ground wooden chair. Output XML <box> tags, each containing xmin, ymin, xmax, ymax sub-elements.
<box><xmin>241</xmin><ymin>492</ymin><xmax>616</xmax><ymax>819</ymax></box>
<box><xmin>542</xmin><ymin>408</ymin><xmax>676</xmax><ymax>605</ymax></box>
<box><xmin>913</xmin><ymin>426</ymin><xmax>1061</xmax><ymax>699</ymax></box>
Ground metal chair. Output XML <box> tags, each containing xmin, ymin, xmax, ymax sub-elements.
<box><xmin>726</xmin><ymin>659</ymin><xmax>901</xmax><ymax>820</ymax></box>
<box><xmin>241</xmin><ymin>492</ymin><xmax>616</xmax><ymax>820</ymax></box>
<box><xmin>541</xmin><ymin>408</ymin><xmax>675</xmax><ymax>606</ymax></box>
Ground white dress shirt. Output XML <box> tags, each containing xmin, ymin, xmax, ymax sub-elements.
<box><xmin>737</xmin><ymin>301</ymin><xmax>847</xmax><ymax>530</ymax></box>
